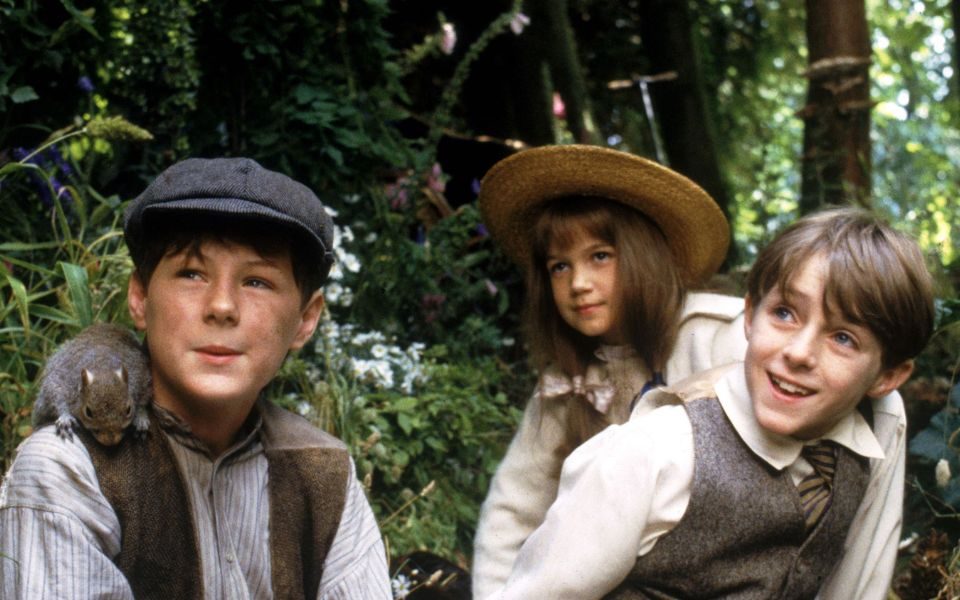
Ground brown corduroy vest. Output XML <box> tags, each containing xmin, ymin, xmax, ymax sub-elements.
<box><xmin>605</xmin><ymin>395</ymin><xmax>869</xmax><ymax>600</ymax></box>
<box><xmin>80</xmin><ymin>399</ymin><xmax>351</xmax><ymax>600</ymax></box>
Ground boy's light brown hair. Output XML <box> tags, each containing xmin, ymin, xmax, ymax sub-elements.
<box><xmin>746</xmin><ymin>207</ymin><xmax>935</xmax><ymax>368</ymax></box>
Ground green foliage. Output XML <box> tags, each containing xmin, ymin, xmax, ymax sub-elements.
<box><xmin>0</xmin><ymin>129</ymin><xmax>136</xmax><ymax>469</ymax></box>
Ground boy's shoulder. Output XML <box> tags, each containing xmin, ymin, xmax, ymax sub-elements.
<box><xmin>1</xmin><ymin>427</ymin><xmax>103</xmax><ymax>513</ymax></box>
<box><xmin>680</xmin><ymin>292</ymin><xmax>745</xmax><ymax>324</ymax></box>
<box><xmin>258</xmin><ymin>399</ymin><xmax>348</xmax><ymax>453</ymax></box>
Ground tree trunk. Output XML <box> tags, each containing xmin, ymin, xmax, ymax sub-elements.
<box><xmin>636</xmin><ymin>0</ymin><xmax>733</xmax><ymax>264</ymax></box>
<box><xmin>532</xmin><ymin>0</ymin><xmax>602</xmax><ymax>144</ymax></box>
<box><xmin>799</xmin><ymin>0</ymin><xmax>872</xmax><ymax>213</ymax></box>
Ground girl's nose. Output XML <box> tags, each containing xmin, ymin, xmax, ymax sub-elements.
<box><xmin>204</xmin><ymin>280</ymin><xmax>239</xmax><ymax>324</ymax></box>
<box><xmin>570</xmin><ymin>266</ymin><xmax>592</xmax><ymax>293</ymax></box>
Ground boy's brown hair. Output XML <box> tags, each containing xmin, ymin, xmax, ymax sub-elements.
<box><xmin>133</xmin><ymin>213</ymin><xmax>323</xmax><ymax>307</ymax></box>
<box><xmin>525</xmin><ymin>196</ymin><xmax>685</xmax><ymax>456</ymax></box>
<box><xmin>746</xmin><ymin>207</ymin><xmax>935</xmax><ymax>368</ymax></box>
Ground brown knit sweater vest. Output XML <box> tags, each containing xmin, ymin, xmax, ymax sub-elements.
<box><xmin>606</xmin><ymin>396</ymin><xmax>869</xmax><ymax>600</ymax></box>
<box><xmin>79</xmin><ymin>399</ymin><xmax>351</xmax><ymax>600</ymax></box>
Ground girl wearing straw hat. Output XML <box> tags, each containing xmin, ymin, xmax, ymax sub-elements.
<box><xmin>472</xmin><ymin>145</ymin><xmax>747</xmax><ymax>600</ymax></box>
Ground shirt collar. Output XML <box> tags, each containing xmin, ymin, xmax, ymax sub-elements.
<box><xmin>156</xmin><ymin>402</ymin><xmax>264</xmax><ymax>460</ymax></box>
<box><xmin>715</xmin><ymin>363</ymin><xmax>885</xmax><ymax>471</ymax></box>
<box><xmin>594</xmin><ymin>344</ymin><xmax>637</xmax><ymax>363</ymax></box>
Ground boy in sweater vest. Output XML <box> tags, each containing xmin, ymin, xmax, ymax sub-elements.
<box><xmin>493</xmin><ymin>207</ymin><xmax>935</xmax><ymax>600</ymax></box>
<box><xmin>0</xmin><ymin>158</ymin><xmax>392</xmax><ymax>599</ymax></box>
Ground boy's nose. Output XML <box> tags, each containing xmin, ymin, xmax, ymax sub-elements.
<box><xmin>782</xmin><ymin>330</ymin><xmax>817</xmax><ymax>368</ymax></box>
<box><xmin>204</xmin><ymin>281</ymin><xmax>239</xmax><ymax>324</ymax></box>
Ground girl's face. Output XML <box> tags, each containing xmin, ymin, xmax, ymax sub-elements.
<box><xmin>546</xmin><ymin>227</ymin><xmax>626</xmax><ymax>344</ymax></box>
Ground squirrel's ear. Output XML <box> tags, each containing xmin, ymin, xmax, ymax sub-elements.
<box><xmin>82</xmin><ymin>368</ymin><xmax>94</xmax><ymax>388</ymax></box>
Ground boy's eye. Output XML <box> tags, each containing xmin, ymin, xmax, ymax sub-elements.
<box><xmin>833</xmin><ymin>331</ymin><xmax>857</xmax><ymax>348</ymax></box>
<box><xmin>245</xmin><ymin>277</ymin><xmax>273</xmax><ymax>289</ymax></box>
<box><xmin>772</xmin><ymin>306</ymin><xmax>794</xmax><ymax>322</ymax></box>
<box><xmin>176</xmin><ymin>269</ymin><xmax>202</xmax><ymax>280</ymax></box>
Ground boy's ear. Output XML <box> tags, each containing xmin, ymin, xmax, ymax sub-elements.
<box><xmin>127</xmin><ymin>273</ymin><xmax>148</xmax><ymax>331</ymax></box>
<box><xmin>289</xmin><ymin>290</ymin><xmax>326</xmax><ymax>351</ymax></box>
<box><xmin>867</xmin><ymin>359</ymin><xmax>915</xmax><ymax>399</ymax></box>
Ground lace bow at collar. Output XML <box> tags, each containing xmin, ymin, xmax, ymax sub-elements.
<box><xmin>541</xmin><ymin>374</ymin><xmax>615</xmax><ymax>414</ymax></box>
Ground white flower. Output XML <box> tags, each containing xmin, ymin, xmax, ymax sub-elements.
<box><xmin>325</xmin><ymin>282</ymin><xmax>344</xmax><ymax>304</ymax></box>
<box><xmin>440</xmin><ymin>22</ymin><xmax>457</xmax><ymax>55</ymax></box>
<box><xmin>371</xmin><ymin>344</ymin><xmax>388</xmax><ymax>359</ymax></box>
<box><xmin>503</xmin><ymin>337</ymin><xmax>515</xmax><ymax>347</ymax></box>
<box><xmin>341</xmin><ymin>253</ymin><xmax>361</xmax><ymax>273</ymax></box>
<box><xmin>343</xmin><ymin>193</ymin><xmax>361</xmax><ymax>205</ymax></box>
<box><xmin>340</xmin><ymin>226</ymin><xmax>355</xmax><ymax>243</ymax></box>
<box><xmin>365</xmin><ymin>232</ymin><xmax>378</xmax><ymax>243</ymax></box>
<box><xmin>509</xmin><ymin>12</ymin><xmax>530</xmax><ymax>35</ymax></box>
<box><xmin>936</xmin><ymin>458</ymin><xmax>951</xmax><ymax>488</ymax></box>
<box><xmin>391</xmin><ymin>573</ymin><xmax>412</xmax><ymax>599</ymax></box>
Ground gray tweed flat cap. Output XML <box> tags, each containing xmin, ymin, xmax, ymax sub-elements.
<box><xmin>124</xmin><ymin>157</ymin><xmax>335</xmax><ymax>281</ymax></box>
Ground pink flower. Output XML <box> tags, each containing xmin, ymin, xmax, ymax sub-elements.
<box><xmin>427</xmin><ymin>163</ymin><xmax>446</xmax><ymax>193</ymax></box>
<box><xmin>510</xmin><ymin>12</ymin><xmax>530</xmax><ymax>35</ymax></box>
<box><xmin>440</xmin><ymin>23</ymin><xmax>457</xmax><ymax>55</ymax></box>
<box><xmin>552</xmin><ymin>93</ymin><xmax>566</xmax><ymax>119</ymax></box>
<box><xmin>386</xmin><ymin>176</ymin><xmax>411</xmax><ymax>210</ymax></box>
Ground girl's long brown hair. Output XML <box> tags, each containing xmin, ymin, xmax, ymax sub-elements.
<box><xmin>524</xmin><ymin>196</ymin><xmax>686</xmax><ymax>459</ymax></box>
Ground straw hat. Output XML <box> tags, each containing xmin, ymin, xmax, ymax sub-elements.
<box><xmin>478</xmin><ymin>144</ymin><xmax>729</xmax><ymax>284</ymax></box>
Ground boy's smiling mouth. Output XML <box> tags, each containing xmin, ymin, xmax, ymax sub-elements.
<box><xmin>769</xmin><ymin>373</ymin><xmax>814</xmax><ymax>397</ymax></box>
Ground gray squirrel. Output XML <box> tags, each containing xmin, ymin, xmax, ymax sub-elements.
<box><xmin>32</xmin><ymin>323</ymin><xmax>152</xmax><ymax>445</ymax></box>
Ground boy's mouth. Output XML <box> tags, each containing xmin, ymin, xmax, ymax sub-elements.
<box><xmin>769</xmin><ymin>374</ymin><xmax>813</xmax><ymax>397</ymax></box>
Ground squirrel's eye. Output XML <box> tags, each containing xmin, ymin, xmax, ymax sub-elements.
<box><xmin>83</xmin><ymin>406</ymin><xmax>94</xmax><ymax>420</ymax></box>
<box><xmin>125</xmin><ymin>405</ymin><xmax>134</xmax><ymax>417</ymax></box>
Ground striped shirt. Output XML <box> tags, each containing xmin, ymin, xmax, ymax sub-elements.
<box><xmin>0</xmin><ymin>419</ymin><xmax>391</xmax><ymax>599</ymax></box>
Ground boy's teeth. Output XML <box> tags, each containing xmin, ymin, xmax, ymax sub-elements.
<box><xmin>772</xmin><ymin>376</ymin><xmax>812</xmax><ymax>395</ymax></box>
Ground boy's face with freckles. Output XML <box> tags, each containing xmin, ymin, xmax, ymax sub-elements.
<box><xmin>127</xmin><ymin>238</ymin><xmax>325</xmax><ymax>424</ymax></box>
<box><xmin>744</xmin><ymin>254</ymin><xmax>913</xmax><ymax>441</ymax></box>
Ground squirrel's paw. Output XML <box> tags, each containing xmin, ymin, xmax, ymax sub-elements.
<box><xmin>54</xmin><ymin>414</ymin><xmax>78</xmax><ymax>440</ymax></box>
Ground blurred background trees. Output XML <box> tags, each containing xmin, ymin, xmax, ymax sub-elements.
<box><xmin>2</xmin><ymin>0</ymin><xmax>959</xmax><ymax>593</ymax></box>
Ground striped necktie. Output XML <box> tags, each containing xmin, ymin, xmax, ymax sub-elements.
<box><xmin>798</xmin><ymin>442</ymin><xmax>837</xmax><ymax>532</ymax></box>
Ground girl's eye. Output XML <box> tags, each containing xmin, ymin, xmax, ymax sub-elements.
<box><xmin>593</xmin><ymin>251</ymin><xmax>612</xmax><ymax>262</ymax></box>
<box><xmin>547</xmin><ymin>262</ymin><xmax>568</xmax><ymax>275</ymax></box>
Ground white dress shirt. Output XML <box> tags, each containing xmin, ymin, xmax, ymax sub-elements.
<box><xmin>494</xmin><ymin>363</ymin><xmax>905</xmax><ymax>600</ymax></box>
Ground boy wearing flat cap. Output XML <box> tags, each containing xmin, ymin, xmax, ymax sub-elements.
<box><xmin>0</xmin><ymin>158</ymin><xmax>392</xmax><ymax>599</ymax></box>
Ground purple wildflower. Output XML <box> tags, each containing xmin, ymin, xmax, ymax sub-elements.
<box><xmin>77</xmin><ymin>76</ymin><xmax>95</xmax><ymax>93</ymax></box>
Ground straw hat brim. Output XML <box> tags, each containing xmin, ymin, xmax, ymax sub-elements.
<box><xmin>477</xmin><ymin>145</ymin><xmax>730</xmax><ymax>284</ymax></box>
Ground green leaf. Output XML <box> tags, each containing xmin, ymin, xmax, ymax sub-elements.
<box><xmin>397</xmin><ymin>412</ymin><xmax>413</xmax><ymax>435</ymax></box>
<box><xmin>10</xmin><ymin>86</ymin><xmax>38</xmax><ymax>103</ymax></box>
<box><xmin>59</xmin><ymin>262</ymin><xmax>92</xmax><ymax>327</ymax></box>
<box><xmin>392</xmin><ymin>396</ymin><xmax>418</xmax><ymax>412</ymax></box>
<box><xmin>2</xmin><ymin>271</ymin><xmax>30</xmax><ymax>334</ymax></box>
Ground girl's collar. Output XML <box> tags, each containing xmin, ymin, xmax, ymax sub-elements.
<box><xmin>594</xmin><ymin>344</ymin><xmax>637</xmax><ymax>362</ymax></box>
